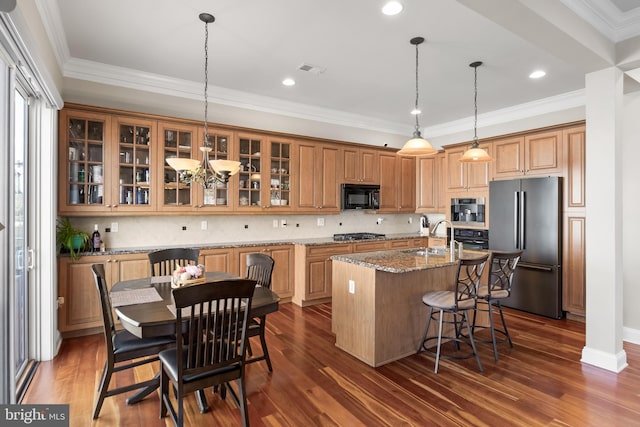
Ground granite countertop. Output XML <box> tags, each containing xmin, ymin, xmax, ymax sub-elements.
<box><xmin>331</xmin><ymin>248</ymin><xmax>488</xmax><ymax>274</ymax></box>
<box><xmin>61</xmin><ymin>233</ymin><xmax>432</xmax><ymax>257</ymax></box>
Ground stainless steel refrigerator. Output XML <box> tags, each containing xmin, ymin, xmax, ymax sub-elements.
<box><xmin>489</xmin><ymin>177</ymin><xmax>562</xmax><ymax>318</ymax></box>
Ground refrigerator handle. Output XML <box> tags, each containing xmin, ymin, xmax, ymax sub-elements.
<box><xmin>513</xmin><ymin>191</ymin><xmax>519</xmax><ymax>248</ymax></box>
<box><xmin>520</xmin><ymin>191</ymin><xmax>526</xmax><ymax>249</ymax></box>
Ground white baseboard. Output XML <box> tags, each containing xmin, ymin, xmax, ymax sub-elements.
<box><xmin>581</xmin><ymin>346</ymin><xmax>628</xmax><ymax>372</ymax></box>
<box><xmin>623</xmin><ymin>326</ymin><xmax>640</xmax><ymax>345</ymax></box>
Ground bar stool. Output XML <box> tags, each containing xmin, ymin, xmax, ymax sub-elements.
<box><xmin>416</xmin><ymin>255</ymin><xmax>488</xmax><ymax>373</ymax></box>
<box><xmin>472</xmin><ymin>250</ymin><xmax>522</xmax><ymax>360</ymax></box>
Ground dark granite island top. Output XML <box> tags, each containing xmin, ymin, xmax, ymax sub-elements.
<box><xmin>331</xmin><ymin>248</ymin><xmax>489</xmax><ymax>367</ymax></box>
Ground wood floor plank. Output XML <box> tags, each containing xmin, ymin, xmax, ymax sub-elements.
<box><xmin>22</xmin><ymin>303</ymin><xmax>640</xmax><ymax>426</ymax></box>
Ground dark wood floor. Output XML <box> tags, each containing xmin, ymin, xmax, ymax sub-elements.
<box><xmin>22</xmin><ymin>303</ymin><xmax>640</xmax><ymax>426</ymax></box>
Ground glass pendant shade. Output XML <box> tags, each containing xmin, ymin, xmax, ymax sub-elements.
<box><xmin>398</xmin><ymin>133</ymin><xmax>437</xmax><ymax>156</ymax></box>
<box><xmin>459</xmin><ymin>143</ymin><xmax>491</xmax><ymax>163</ymax></box>
<box><xmin>210</xmin><ymin>159</ymin><xmax>241</xmax><ymax>176</ymax></box>
<box><xmin>166</xmin><ymin>157</ymin><xmax>201</xmax><ymax>172</ymax></box>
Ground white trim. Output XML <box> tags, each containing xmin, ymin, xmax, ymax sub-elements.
<box><xmin>623</xmin><ymin>326</ymin><xmax>640</xmax><ymax>345</ymax></box>
<box><xmin>581</xmin><ymin>346</ymin><xmax>628</xmax><ymax>372</ymax></box>
<box><xmin>560</xmin><ymin>0</ymin><xmax>640</xmax><ymax>42</ymax></box>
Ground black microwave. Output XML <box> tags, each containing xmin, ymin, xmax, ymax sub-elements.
<box><xmin>341</xmin><ymin>184</ymin><xmax>380</xmax><ymax>210</ymax></box>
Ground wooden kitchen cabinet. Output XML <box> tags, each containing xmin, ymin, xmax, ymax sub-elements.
<box><xmin>296</xmin><ymin>142</ymin><xmax>340</xmax><ymax>212</ymax></box>
<box><xmin>58</xmin><ymin>253</ymin><xmax>149</xmax><ymax>336</ymax></box>
<box><xmin>199</xmin><ymin>247</ymin><xmax>238</xmax><ymax>275</ymax></box>
<box><xmin>193</xmin><ymin>126</ymin><xmax>236</xmax><ymax>211</ymax></box>
<box><xmin>416</xmin><ymin>152</ymin><xmax>446</xmax><ymax>213</ymax></box>
<box><xmin>58</xmin><ymin>109</ymin><xmax>112</xmax><ymax>215</ymax></box>
<box><xmin>563</xmin><ymin>125</ymin><xmax>586</xmax><ymax>211</ymax></box>
<box><xmin>236</xmin><ymin>245</ymin><xmax>294</xmax><ymax>301</ymax></box>
<box><xmin>156</xmin><ymin>121</ymin><xmax>199</xmax><ymax>212</ymax></box>
<box><xmin>563</xmin><ymin>215</ymin><xmax>586</xmax><ymax>316</ymax></box>
<box><xmin>445</xmin><ymin>143</ymin><xmax>491</xmax><ymax>192</ymax></box>
<box><xmin>293</xmin><ymin>243</ymin><xmax>352</xmax><ymax>306</ymax></box>
<box><xmin>378</xmin><ymin>154</ymin><xmax>416</xmax><ymax>212</ymax></box>
<box><xmin>493</xmin><ymin>130</ymin><xmax>563</xmax><ymax>179</ymax></box>
<box><xmin>342</xmin><ymin>146</ymin><xmax>378</xmax><ymax>183</ymax></box>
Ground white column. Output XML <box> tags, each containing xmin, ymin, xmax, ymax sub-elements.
<box><xmin>582</xmin><ymin>67</ymin><xmax>627</xmax><ymax>372</ymax></box>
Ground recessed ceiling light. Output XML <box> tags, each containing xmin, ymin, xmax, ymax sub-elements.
<box><xmin>529</xmin><ymin>70</ymin><xmax>546</xmax><ymax>79</ymax></box>
<box><xmin>410</xmin><ymin>108</ymin><xmax>421</xmax><ymax>115</ymax></box>
<box><xmin>382</xmin><ymin>1</ymin><xmax>403</xmax><ymax>16</ymax></box>
<box><xmin>282</xmin><ymin>78</ymin><xmax>295</xmax><ymax>86</ymax></box>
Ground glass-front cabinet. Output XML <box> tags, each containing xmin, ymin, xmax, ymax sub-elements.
<box><xmin>58</xmin><ymin>110</ymin><xmax>112</xmax><ymax>214</ymax></box>
<box><xmin>268</xmin><ymin>138</ymin><xmax>292</xmax><ymax>209</ymax></box>
<box><xmin>196</xmin><ymin>127</ymin><xmax>235</xmax><ymax>210</ymax></box>
<box><xmin>157</xmin><ymin>121</ymin><xmax>198</xmax><ymax>211</ymax></box>
<box><xmin>112</xmin><ymin>117</ymin><xmax>156</xmax><ymax>212</ymax></box>
<box><xmin>237</xmin><ymin>133</ymin><xmax>265</xmax><ymax>210</ymax></box>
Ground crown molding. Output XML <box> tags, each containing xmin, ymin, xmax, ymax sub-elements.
<box><xmin>34</xmin><ymin>0</ymin><xmax>69</xmax><ymax>69</ymax></box>
<box><xmin>560</xmin><ymin>0</ymin><xmax>640</xmax><ymax>42</ymax></box>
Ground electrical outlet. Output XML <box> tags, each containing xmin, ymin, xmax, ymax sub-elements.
<box><xmin>377</xmin><ymin>217</ymin><xmax>383</xmax><ymax>225</ymax></box>
<box><xmin>348</xmin><ymin>280</ymin><xmax>355</xmax><ymax>294</ymax></box>
<box><xmin>110</xmin><ymin>222</ymin><xmax>118</xmax><ymax>232</ymax></box>
<box><xmin>201</xmin><ymin>221</ymin><xmax>207</xmax><ymax>230</ymax></box>
<box><xmin>408</xmin><ymin>217</ymin><xmax>413</xmax><ymax>224</ymax></box>
<box><xmin>182</xmin><ymin>226</ymin><xmax>187</xmax><ymax>231</ymax></box>
<box><xmin>272</xmin><ymin>219</ymin><xmax>279</xmax><ymax>228</ymax></box>
<box><xmin>280</xmin><ymin>219</ymin><xmax>287</xmax><ymax>227</ymax></box>
<box><xmin>317</xmin><ymin>217</ymin><xmax>325</xmax><ymax>227</ymax></box>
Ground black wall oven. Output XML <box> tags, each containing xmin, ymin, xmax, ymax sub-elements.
<box><xmin>447</xmin><ymin>228</ymin><xmax>489</xmax><ymax>250</ymax></box>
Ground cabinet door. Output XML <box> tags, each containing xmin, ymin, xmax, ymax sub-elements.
<box><xmin>200</xmin><ymin>248</ymin><xmax>237</xmax><ymax>275</ymax></box>
<box><xmin>266</xmin><ymin>138</ymin><xmax>293</xmax><ymax>210</ymax></box>
<box><xmin>562</xmin><ymin>215</ymin><xmax>586</xmax><ymax>315</ymax></box>
<box><xmin>297</xmin><ymin>142</ymin><xmax>317</xmax><ymax>210</ymax></box>
<box><xmin>157</xmin><ymin>121</ymin><xmax>199</xmax><ymax>211</ymax></box>
<box><xmin>195</xmin><ymin>127</ymin><xmax>235</xmax><ymax>210</ymax></box>
<box><xmin>378</xmin><ymin>153</ymin><xmax>398</xmax><ymax>210</ymax></box>
<box><xmin>318</xmin><ymin>145</ymin><xmax>340</xmax><ymax>210</ymax></box>
<box><xmin>525</xmin><ymin>130</ymin><xmax>563</xmax><ymax>175</ymax></box>
<box><xmin>111</xmin><ymin>254</ymin><xmax>150</xmax><ymax>281</ymax></box>
<box><xmin>112</xmin><ymin>116</ymin><xmax>156</xmax><ymax>213</ymax></box>
<box><xmin>563</xmin><ymin>125</ymin><xmax>586</xmax><ymax>211</ymax></box>
<box><xmin>236</xmin><ymin>133</ymin><xmax>265</xmax><ymax>210</ymax></box>
<box><xmin>467</xmin><ymin>143</ymin><xmax>492</xmax><ymax>190</ymax></box>
<box><xmin>446</xmin><ymin>144</ymin><xmax>491</xmax><ymax>191</ymax></box>
<box><xmin>445</xmin><ymin>147</ymin><xmax>466</xmax><ymax>191</ymax></box>
<box><xmin>493</xmin><ymin>136</ymin><xmax>525</xmax><ymax>178</ymax></box>
<box><xmin>397</xmin><ymin>156</ymin><xmax>416</xmax><ymax>211</ymax></box>
<box><xmin>417</xmin><ymin>152</ymin><xmax>445</xmax><ymax>213</ymax></box>
<box><xmin>236</xmin><ymin>245</ymin><xmax>293</xmax><ymax>299</ymax></box>
<box><xmin>58</xmin><ymin>255</ymin><xmax>110</xmax><ymax>334</ymax></box>
<box><xmin>342</xmin><ymin>147</ymin><xmax>377</xmax><ymax>183</ymax></box>
<box><xmin>58</xmin><ymin>110</ymin><xmax>112</xmax><ymax>214</ymax></box>
<box><xmin>296</xmin><ymin>142</ymin><xmax>339</xmax><ymax>211</ymax></box>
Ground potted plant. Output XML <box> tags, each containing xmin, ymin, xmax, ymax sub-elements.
<box><xmin>56</xmin><ymin>218</ymin><xmax>90</xmax><ymax>261</ymax></box>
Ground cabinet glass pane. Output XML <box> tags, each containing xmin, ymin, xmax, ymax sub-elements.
<box><xmin>67</xmin><ymin>118</ymin><xmax>105</xmax><ymax>205</ymax></box>
<box><xmin>162</xmin><ymin>128</ymin><xmax>193</xmax><ymax>206</ymax></box>
<box><xmin>269</xmin><ymin>141</ymin><xmax>290</xmax><ymax>207</ymax></box>
<box><xmin>118</xmin><ymin>124</ymin><xmax>151</xmax><ymax>206</ymax></box>
<box><xmin>203</xmin><ymin>132</ymin><xmax>230</xmax><ymax>206</ymax></box>
<box><xmin>238</xmin><ymin>137</ymin><xmax>262</xmax><ymax>207</ymax></box>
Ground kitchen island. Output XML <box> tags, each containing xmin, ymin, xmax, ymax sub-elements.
<box><xmin>331</xmin><ymin>249</ymin><xmax>488</xmax><ymax>367</ymax></box>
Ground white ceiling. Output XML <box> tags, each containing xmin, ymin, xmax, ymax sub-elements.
<box><xmin>38</xmin><ymin>0</ymin><xmax>640</xmax><ymax>136</ymax></box>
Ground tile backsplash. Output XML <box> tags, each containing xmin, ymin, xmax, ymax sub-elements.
<box><xmin>69</xmin><ymin>212</ymin><xmax>444</xmax><ymax>250</ymax></box>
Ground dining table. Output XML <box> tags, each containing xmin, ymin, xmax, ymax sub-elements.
<box><xmin>110</xmin><ymin>271</ymin><xmax>280</xmax><ymax>409</ymax></box>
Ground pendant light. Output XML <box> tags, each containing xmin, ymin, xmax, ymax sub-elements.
<box><xmin>459</xmin><ymin>61</ymin><xmax>492</xmax><ymax>163</ymax></box>
<box><xmin>397</xmin><ymin>37</ymin><xmax>436</xmax><ymax>157</ymax></box>
<box><xmin>166</xmin><ymin>13</ymin><xmax>241</xmax><ymax>187</ymax></box>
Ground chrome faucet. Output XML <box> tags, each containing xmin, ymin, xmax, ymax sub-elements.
<box><xmin>431</xmin><ymin>219</ymin><xmax>456</xmax><ymax>259</ymax></box>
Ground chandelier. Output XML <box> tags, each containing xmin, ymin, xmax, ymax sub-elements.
<box><xmin>397</xmin><ymin>36</ymin><xmax>436</xmax><ymax>157</ymax></box>
<box><xmin>166</xmin><ymin>13</ymin><xmax>241</xmax><ymax>187</ymax></box>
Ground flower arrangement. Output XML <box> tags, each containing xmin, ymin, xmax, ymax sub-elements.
<box><xmin>171</xmin><ymin>264</ymin><xmax>206</xmax><ymax>288</ymax></box>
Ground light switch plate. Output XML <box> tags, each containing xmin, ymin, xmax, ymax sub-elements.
<box><xmin>348</xmin><ymin>280</ymin><xmax>355</xmax><ymax>294</ymax></box>
<box><xmin>201</xmin><ymin>221</ymin><xmax>208</xmax><ymax>230</ymax></box>
<box><xmin>273</xmin><ymin>219</ymin><xmax>279</xmax><ymax>228</ymax></box>
<box><xmin>317</xmin><ymin>217</ymin><xmax>325</xmax><ymax>226</ymax></box>
<box><xmin>110</xmin><ymin>222</ymin><xmax>118</xmax><ymax>233</ymax></box>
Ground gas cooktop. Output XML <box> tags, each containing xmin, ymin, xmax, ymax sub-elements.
<box><xmin>332</xmin><ymin>232</ymin><xmax>386</xmax><ymax>241</ymax></box>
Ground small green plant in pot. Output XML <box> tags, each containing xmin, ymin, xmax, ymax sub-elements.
<box><xmin>56</xmin><ymin>218</ymin><xmax>90</xmax><ymax>261</ymax></box>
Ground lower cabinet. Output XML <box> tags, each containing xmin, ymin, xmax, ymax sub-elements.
<box><xmin>562</xmin><ymin>215</ymin><xmax>586</xmax><ymax>316</ymax></box>
<box><xmin>236</xmin><ymin>245</ymin><xmax>294</xmax><ymax>301</ymax></box>
<box><xmin>58</xmin><ymin>253</ymin><xmax>149</xmax><ymax>336</ymax></box>
<box><xmin>199</xmin><ymin>248</ymin><xmax>238</xmax><ymax>275</ymax></box>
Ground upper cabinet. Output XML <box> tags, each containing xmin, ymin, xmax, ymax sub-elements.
<box><xmin>342</xmin><ymin>147</ymin><xmax>378</xmax><ymax>183</ymax></box>
<box><xmin>377</xmin><ymin>154</ymin><xmax>416</xmax><ymax>212</ymax></box>
<box><xmin>445</xmin><ymin>143</ymin><xmax>491</xmax><ymax>193</ymax></box>
<box><xmin>58</xmin><ymin>109</ymin><xmax>112</xmax><ymax>215</ymax></box>
<box><xmin>156</xmin><ymin>121</ymin><xmax>199</xmax><ymax>212</ymax></box>
<box><xmin>236</xmin><ymin>133</ymin><xmax>266</xmax><ymax>210</ymax></box>
<box><xmin>562</xmin><ymin>125</ymin><xmax>586</xmax><ymax>211</ymax></box>
<box><xmin>493</xmin><ymin>130</ymin><xmax>563</xmax><ymax>179</ymax></box>
<box><xmin>416</xmin><ymin>152</ymin><xmax>446</xmax><ymax>213</ymax></box>
<box><xmin>296</xmin><ymin>142</ymin><xmax>340</xmax><ymax>212</ymax></box>
<box><xmin>266</xmin><ymin>138</ymin><xmax>293</xmax><ymax>210</ymax></box>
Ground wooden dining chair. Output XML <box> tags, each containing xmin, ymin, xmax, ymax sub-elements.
<box><xmin>244</xmin><ymin>253</ymin><xmax>275</xmax><ymax>371</ymax></box>
<box><xmin>91</xmin><ymin>264</ymin><xmax>175</xmax><ymax>419</ymax></box>
<box><xmin>148</xmin><ymin>248</ymin><xmax>200</xmax><ymax>276</ymax></box>
<box><xmin>159</xmin><ymin>279</ymin><xmax>257</xmax><ymax>427</ymax></box>
<box><xmin>416</xmin><ymin>255</ymin><xmax>488</xmax><ymax>373</ymax></box>
<box><xmin>472</xmin><ymin>250</ymin><xmax>522</xmax><ymax>360</ymax></box>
